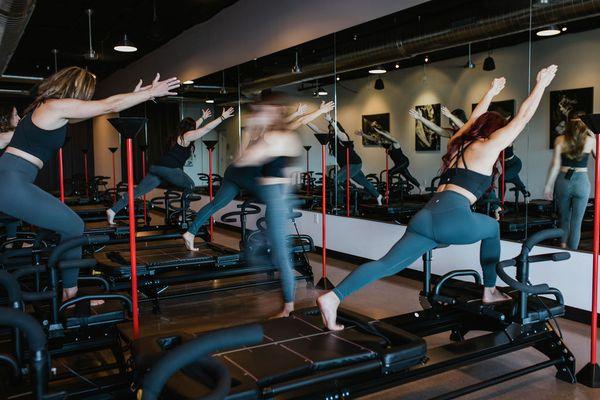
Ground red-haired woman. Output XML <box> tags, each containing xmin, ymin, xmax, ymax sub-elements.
<box><xmin>318</xmin><ymin>66</ymin><xmax>558</xmax><ymax>330</ymax></box>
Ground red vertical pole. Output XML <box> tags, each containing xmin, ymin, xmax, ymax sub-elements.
<box><xmin>345</xmin><ymin>148</ymin><xmax>350</xmax><ymax>217</ymax></box>
<box><xmin>306</xmin><ymin>151</ymin><xmax>310</xmax><ymax>195</ymax></box>
<box><xmin>58</xmin><ymin>148</ymin><xmax>65</xmax><ymax>203</ymax></box>
<box><xmin>321</xmin><ymin>144</ymin><xmax>327</xmax><ymax>279</ymax></box>
<box><xmin>83</xmin><ymin>152</ymin><xmax>89</xmax><ymax>198</ymax></box>
<box><xmin>385</xmin><ymin>150</ymin><xmax>390</xmax><ymax>206</ymax></box>
<box><xmin>208</xmin><ymin>148</ymin><xmax>214</xmax><ymax>241</ymax></box>
<box><xmin>111</xmin><ymin>151</ymin><xmax>117</xmax><ymax>201</ymax></box>
<box><xmin>141</xmin><ymin>150</ymin><xmax>147</xmax><ymax>225</ymax></box>
<box><xmin>500</xmin><ymin>150</ymin><xmax>506</xmax><ymax>205</ymax></box>
<box><xmin>126</xmin><ymin>138</ymin><xmax>139</xmax><ymax>340</ymax></box>
<box><xmin>590</xmin><ymin>135</ymin><xmax>600</xmax><ymax>365</ymax></box>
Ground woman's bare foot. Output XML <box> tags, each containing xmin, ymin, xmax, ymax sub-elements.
<box><xmin>317</xmin><ymin>292</ymin><xmax>344</xmax><ymax>331</ymax></box>
<box><xmin>106</xmin><ymin>209</ymin><xmax>116</xmax><ymax>225</ymax></box>
<box><xmin>270</xmin><ymin>302</ymin><xmax>294</xmax><ymax>319</ymax></box>
<box><xmin>560</xmin><ymin>243</ymin><xmax>567</xmax><ymax>249</ymax></box>
<box><xmin>182</xmin><ymin>232</ymin><xmax>199</xmax><ymax>251</ymax></box>
<box><xmin>62</xmin><ymin>287</ymin><xmax>104</xmax><ymax>307</ymax></box>
<box><xmin>482</xmin><ymin>287</ymin><xmax>512</xmax><ymax>304</ymax></box>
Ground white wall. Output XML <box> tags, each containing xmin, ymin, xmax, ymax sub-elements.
<box><xmin>92</xmin><ymin>113</ymin><xmax>121</xmax><ymax>187</ymax></box>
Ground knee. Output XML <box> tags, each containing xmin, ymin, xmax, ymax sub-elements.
<box><xmin>65</xmin><ymin>217</ymin><xmax>85</xmax><ymax>237</ymax></box>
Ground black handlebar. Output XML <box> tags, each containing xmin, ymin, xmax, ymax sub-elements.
<box><xmin>522</xmin><ymin>228</ymin><xmax>564</xmax><ymax>254</ymax></box>
<box><xmin>141</xmin><ymin>324</ymin><xmax>263</xmax><ymax>400</ymax></box>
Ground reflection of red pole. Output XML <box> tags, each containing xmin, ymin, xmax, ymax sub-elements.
<box><xmin>321</xmin><ymin>144</ymin><xmax>327</xmax><ymax>279</ymax></box>
<box><xmin>58</xmin><ymin>148</ymin><xmax>65</xmax><ymax>203</ymax></box>
<box><xmin>346</xmin><ymin>148</ymin><xmax>350</xmax><ymax>217</ymax></box>
<box><xmin>500</xmin><ymin>150</ymin><xmax>505</xmax><ymax>205</ymax></box>
<box><xmin>208</xmin><ymin>148</ymin><xmax>214</xmax><ymax>241</ymax></box>
<box><xmin>385</xmin><ymin>150</ymin><xmax>390</xmax><ymax>206</ymax></box>
<box><xmin>83</xmin><ymin>150</ymin><xmax>89</xmax><ymax>198</ymax></box>
<box><xmin>590</xmin><ymin>135</ymin><xmax>599</xmax><ymax>365</ymax></box>
<box><xmin>111</xmin><ymin>150</ymin><xmax>117</xmax><ymax>201</ymax></box>
<box><xmin>125</xmin><ymin>138</ymin><xmax>139</xmax><ymax>339</ymax></box>
<box><xmin>306</xmin><ymin>151</ymin><xmax>310</xmax><ymax>195</ymax></box>
<box><xmin>141</xmin><ymin>149</ymin><xmax>147</xmax><ymax>225</ymax></box>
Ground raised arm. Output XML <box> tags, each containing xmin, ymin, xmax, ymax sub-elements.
<box><xmin>441</xmin><ymin>106</ymin><xmax>464</xmax><ymax>129</ymax></box>
<box><xmin>288</xmin><ymin>101</ymin><xmax>335</xmax><ymax>130</ymax></box>
<box><xmin>372</xmin><ymin>127</ymin><xmax>399</xmax><ymax>144</ymax></box>
<box><xmin>285</xmin><ymin>103</ymin><xmax>308</xmax><ymax>123</ymax></box>
<box><xmin>452</xmin><ymin>77</ymin><xmax>506</xmax><ymax>142</ymax></box>
<box><xmin>182</xmin><ymin>107</ymin><xmax>234</xmax><ymax>143</ymax></box>
<box><xmin>487</xmin><ymin>66</ymin><xmax>557</xmax><ymax>151</ymax></box>
<box><xmin>325</xmin><ymin>114</ymin><xmax>350</xmax><ymax>141</ymax></box>
<box><xmin>235</xmin><ymin>131</ymin><xmax>302</xmax><ymax>167</ymax></box>
<box><xmin>195</xmin><ymin>108</ymin><xmax>212</xmax><ymax>128</ymax></box>
<box><xmin>43</xmin><ymin>73</ymin><xmax>180</xmax><ymax>126</ymax></box>
<box><xmin>408</xmin><ymin>107</ymin><xmax>448</xmax><ymax>138</ymax></box>
<box><xmin>544</xmin><ymin>135</ymin><xmax>563</xmax><ymax>200</ymax></box>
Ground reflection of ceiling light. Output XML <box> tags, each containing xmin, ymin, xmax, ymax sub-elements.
<box><xmin>368</xmin><ymin>66</ymin><xmax>386</xmax><ymax>74</ymax></box>
<box><xmin>464</xmin><ymin>43</ymin><xmax>475</xmax><ymax>69</ymax></box>
<box><xmin>336</xmin><ymin>76</ymin><xmax>340</xmax><ymax>81</ymax></box>
<box><xmin>205</xmin><ymin>99</ymin><xmax>214</xmax><ymax>104</ymax></box>
<box><xmin>561</xmin><ymin>26</ymin><xmax>567</xmax><ymax>32</ymax></box>
<box><xmin>114</xmin><ymin>33</ymin><xmax>137</xmax><ymax>52</ymax></box>
<box><xmin>183</xmin><ymin>80</ymin><xmax>194</xmax><ymax>85</ymax></box>
<box><xmin>483</xmin><ymin>56</ymin><xmax>496</xmax><ymax>71</ymax></box>
<box><xmin>84</xmin><ymin>9</ymin><xmax>98</xmax><ymax>60</ymax></box>
<box><xmin>424</xmin><ymin>55</ymin><xmax>429</xmax><ymax>63</ymax></box>
<box><xmin>318</xmin><ymin>89</ymin><xmax>328</xmax><ymax>96</ymax></box>
<box><xmin>374</xmin><ymin>78</ymin><xmax>384</xmax><ymax>90</ymax></box>
<box><xmin>395</xmin><ymin>63</ymin><xmax>400</xmax><ymax>69</ymax></box>
<box><xmin>536</xmin><ymin>25</ymin><xmax>561</xmax><ymax>37</ymax></box>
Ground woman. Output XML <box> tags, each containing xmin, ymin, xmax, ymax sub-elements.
<box><xmin>544</xmin><ymin>110</ymin><xmax>594</xmax><ymax>250</ymax></box>
<box><xmin>0</xmin><ymin>107</ymin><xmax>21</xmax><ymax>242</ymax></box>
<box><xmin>307</xmin><ymin>114</ymin><xmax>383</xmax><ymax>205</ymax></box>
<box><xmin>409</xmin><ymin>106</ymin><xmax>467</xmax><ymax>139</ymax></box>
<box><xmin>0</xmin><ymin>67</ymin><xmax>180</xmax><ymax>304</ymax></box>
<box><xmin>361</xmin><ymin>123</ymin><xmax>421</xmax><ymax>191</ymax></box>
<box><xmin>318</xmin><ymin>66</ymin><xmax>557</xmax><ymax>331</ymax></box>
<box><xmin>106</xmin><ymin>107</ymin><xmax>235</xmax><ymax>224</ymax></box>
<box><xmin>183</xmin><ymin>101</ymin><xmax>334</xmax><ymax>251</ymax></box>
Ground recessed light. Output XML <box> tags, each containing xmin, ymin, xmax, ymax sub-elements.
<box><xmin>536</xmin><ymin>25</ymin><xmax>561</xmax><ymax>37</ymax></box>
<box><xmin>205</xmin><ymin>99</ymin><xmax>215</xmax><ymax>104</ymax></box>
<box><xmin>336</xmin><ymin>76</ymin><xmax>340</xmax><ymax>81</ymax></box>
<box><xmin>368</xmin><ymin>66</ymin><xmax>386</xmax><ymax>74</ymax></box>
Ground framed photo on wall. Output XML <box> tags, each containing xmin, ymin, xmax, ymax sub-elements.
<box><xmin>472</xmin><ymin>99</ymin><xmax>515</xmax><ymax>119</ymax></box>
<box><xmin>414</xmin><ymin>103</ymin><xmax>441</xmax><ymax>152</ymax></box>
<box><xmin>362</xmin><ymin>113</ymin><xmax>389</xmax><ymax>147</ymax></box>
<box><xmin>549</xmin><ymin>87</ymin><xmax>593</xmax><ymax>148</ymax></box>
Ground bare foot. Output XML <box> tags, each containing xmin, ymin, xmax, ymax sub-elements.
<box><xmin>482</xmin><ymin>287</ymin><xmax>512</xmax><ymax>304</ymax></box>
<box><xmin>182</xmin><ymin>232</ymin><xmax>199</xmax><ymax>251</ymax></box>
<box><xmin>560</xmin><ymin>243</ymin><xmax>567</xmax><ymax>249</ymax></box>
<box><xmin>106</xmin><ymin>209</ymin><xmax>116</xmax><ymax>225</ymax></box>
<box><xmin>317</xmin><ymin>292</ymin><xmax>344</xmax><ymax>331</ymax></box>
<box><xmin>376</xmin><ymin>194</ymin><xmax>383</xmax><ymax>206</ymax></box>
<box><xmin>270</xmin><ymin>302</ymin><xmax>294</xmax><ymax>319</ymax></box>
<box><xmin>62</xmin><ymin>287</ymin><xmax>105</xmax><ymax>308</ymax></box>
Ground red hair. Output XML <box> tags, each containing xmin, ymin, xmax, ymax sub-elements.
<box><xmin>441</xmin><ymin>111</ymin><xmax>508</xmax><ymax>187</ymax></box>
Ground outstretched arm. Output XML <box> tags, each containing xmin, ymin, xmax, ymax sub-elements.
<box><xmin>373</xmin><ymin>127</ymin><xmax>400</xmax><ymax>144</ymax></box>
<box><xmin>0</xmin><ymin>107</ymin><xmax>20</xmax><ymax>149</ymax></box>
<box><xmin>441</xmin><ymin>106</ymin><xmax>464</xmax><ymax>130</ymax></box>
<box><xmin>183</xmin><ymin>107</ymin><xmax>234</xmax><ymax>143</ymax></box>
<box><xmin>285</xmin><ymin>103</ymin><xmax>308</xmax><ymax>123</ymax></box>
<box><xmin>487</xmin><ymin>66</ymin><xmax>557</xmax><ymax>151</ymax></box>
<box><xmin>195</xmin><ymin>108</ymin><xmax>212</xmax><ymax>128</ymax></box>
<box><xmin>544</xmin><ymin>136</ymin><xmax>563</xmax><ymax>200</ymax></box>
<box><xmin>288</xmin><ymin>101</ymin><xmax>335</xmax><ymax>130</ymax></box>
<box><xmin>408</xmin><ymin>108</ymin><xmax>448</xmax><ymax>138</ymax></box>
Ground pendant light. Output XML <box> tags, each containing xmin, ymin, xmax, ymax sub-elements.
<box><xmin>114</xmin><ymin>33</ymin><xmax>138</xmax><ymax>53</ymax></box>
<box><xmin>374</xmin><ymin>78</ymin><xmax>384</xmax><ymax>90</ymax></box>
<box><xmin>83</xmin><ymin>9</ymin><xmax>98</xmax><ymax>60</ymax></box>
<box><xmin>292</xmin><ymin>51</ymin><xmax>302</xmax><ymax>74</ymax></box>
<box><xmin>464</xmin><ymin>43</ymin><xmax>475</xmax><ymax>69</ymax></box>
<box><xmin>220</xmin><ymin>71</ymin><xmax>228</xmax><ymax>94</ymax></box>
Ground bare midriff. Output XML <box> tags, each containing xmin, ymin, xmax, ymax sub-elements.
<box><xmin>437</xmin><ymin>183</ymin><xmax>478</xmax><ymax>205</ymax></box>
<box><xmin>5</xmin><ymin>147</ymin><xmax>43</xmax><ymax>169</ymax></box>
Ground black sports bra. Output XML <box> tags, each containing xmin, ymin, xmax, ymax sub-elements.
<box><xmin>8</xmin><ymin>113</ymin><xmax>67</xmax><ymax>164</ymax></box>
<box><xmin>561</xmin><ymin>152</ymin><xmax>590</xmax><ymax>168</ymax></box>
<box><xmin>439</xmin><ymin>142</ymin><xmax>493</xmax><ymax>200</ymax></box>
<box><xmin>156</xmin><ymin>143</ymin><xmax>192</xmax><ymax>169</ymax></box>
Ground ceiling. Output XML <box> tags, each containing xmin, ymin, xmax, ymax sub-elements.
<box><xmin>4</xmin><ymin>0</ymin><xmax>237</xmax><ymax>79</ymax></box>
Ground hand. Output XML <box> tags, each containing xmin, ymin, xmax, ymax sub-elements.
<box><xmin>148</xmin><ymin>73</ymin><xmax>181</xmax><ymax>98</ymax></box>
<box><xmin>441</xmin><ymin>106</ymin><xmax>452</xmax><ymax>118</ymax></box>
<box><xmin>9</xmin><ymin>106</ymin><xmax>20</xmax><ymax>128</ymax></box>
<box><xmin>221</xmin><ymin>107</ymin><xmax>235</xmax><ymax>119</ymax></box>
<box><xmin>202</xmin><ymin>108</ymin><xmax>212</xmax><ymax>120</ymax></box>
<box><xmin>324</xmin><ymin>112</ymin><xmax>332</xmax><ymax>122</ymax></box>
<box><xmin>489</xmin><ymin>77</ymin><xmax>506</xmax><ymax>96</ymax></box>
<box><xmin>353</xmin><ymin>130</ymin><xmax>364</xmax><ymax>137</ymax></box>
<box><xmin>408</xmin><ymin>107</ymin><xmax>421</xmax><ymax>120</ymax></box>
<box><xmin>536</xmin><ymin>65</ymin><xmax>558</xmax><ymax>87</ymax></box>
<box><xmin>296</xmin><ymin>103</ymin><xmax>308</xmax><ymax>116</ymax></box>
<box><xmin>319</xmin><ymin>101</ymin><xmax>335</xmax><ymax>115</ymax></box>
<box><xmin>544</xmin><ymin>188</ymin><xmax>553</xmax><ymax>201</ymax></box>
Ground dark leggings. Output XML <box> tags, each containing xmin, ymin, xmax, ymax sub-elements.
<box><xmin>187</xmin><ymin>179</ymin><xmax>241</xmax><ymax>235</ymax></box>
<box><xmin>0</xmin><ymin>154</ymin><xmax>84</xmax><ymax>288</ymax></box>
<box><xmin>333</xmin><ymin>190</ymin><xmax>500</xmax><ymax>300</ymax></box>
<box><xmin>389</xmin><ymin>162</ymin><xmax>421</xmax><ymax>189</ymax></box>
<box><xmin>110</xmin><ymin>165</ymin><xmax>195</xmax><ymax>214</ymax></box>
<box><xmin>503</xmin><ymin>156</ymin><xmax>527</xmax><ymax>192</ymax></box>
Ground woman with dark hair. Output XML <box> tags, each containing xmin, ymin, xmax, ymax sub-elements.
<box><xmin>106</xmin><ymin>107</ymin><xmax>234</xmax><ymax>224</ymax></box>
<box><xmin>544</xmin><ymin>110</ymin><xmax>595</xmax><ymax>249</ymax></box>
<box><xmin>0</xmin><ymin>67</ymin><xmax>180</xmax><ymax>304</ymax></box>
<box><xmin>409</xmin><ymin>106</ymin><xmax>467</xmax><ymax>139</ymax></box>
<box><xmin>0</xmin><ymin>107</ymin><xmax>21</xmax><ymax>242</ymax></box>
<box><xmin>318</xmin><ymin>66</ymin><xmax>557</xmax><ymax>330</ymax></box>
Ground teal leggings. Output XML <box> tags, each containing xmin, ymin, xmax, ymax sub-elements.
<box><xmin>333</xmin><ymin>191</ymin><xmax>500</xmax><ymax>300</ymax></box>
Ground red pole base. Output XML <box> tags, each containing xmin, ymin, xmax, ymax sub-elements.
<box><xmin>576</xmin><ymin>363</ymin><xmax>600</xmax><ymax>388</ymax></box>
<box><xmin>126</xmin><ymin>139</ymin><xmax>140</xmax><ymax>340</ymax></box>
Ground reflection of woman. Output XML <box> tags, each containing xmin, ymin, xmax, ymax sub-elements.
<box><xmin>318</xmin><ymin>67</ymin><xmax>557</xmax><ymax>330</ymax></box>
<box><xmin>360</xmin><ymin>124</ymin><xmax>420</xmax><ymax>191</ymax></box>
<box><xmin>413</xmin><ymin>105</ymin><xmax>436</xmax><ymax>148</ymax></box>
<box><xmin>309</xmin><ymin>114</ymin><xmax>382</xmax><ymax>205</ymax></box>
<box><xmin>544</xmin><ymin>110</ymin><xmax>595</xmax><ymax>250</ymax></box>
<box><xmin>409</xmin><ymin>106</ymin><xmax>466</xmax><ymax>139</ymax></box>
<box><xmin>107</xmin><ymin>107</ymin><xmax>235</xmax><ymax>225</ymax></box>
<box><xmin>0</xmin><ymin>107</ymin><xmax>21</xmax><ymax>241</ymax></box>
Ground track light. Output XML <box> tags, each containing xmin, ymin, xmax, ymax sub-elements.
<box><xmin>369</xmin><ymin>66</ymin><xmax>386</xmax><ymax>74</ymax></box>
<box><xmin>483</xmin><ymin>56</ymin><xmax>496</xmax><ymax>71</ymax></box>
<box><xmin>465</xmin><ymin>43</ymin><xmax>475</xmax><ymax>69</ymax></box>
<box><xmin>536</xmin><ymin>24</ymin><xmax>561</xmax><ymax>37</ymax></box>
<box><xmin>114</xmin><ymin>33</ymin><xmax>137</xmax><ymax>52</ymax></box>
<box><xmin>83</xmin><ymin>9</ymin><xmax>98</xmax><ymax>60</ymax></box>
<box><xmin>219</xmin><ymin>71</ymin><xmax>227</xmax><ymax>94</ymax></box>
<box><xmin>374</xmin><ymin>78</ymin><xmax>384</xmax><ymax>90</ymax></box>
<box><xmin>395</xmin><ymin>63</ymin><xmax>400</xmax><ymax>69</ymax></box>
<box><xmin>424</xmin><ymin>55</ymin><xmax>429</xmax><ymax>63</ymax></box>
<box><xmin>336</xmin><ymin>76</ymin><xmax>340</xmax><ymax>81</ymax></box>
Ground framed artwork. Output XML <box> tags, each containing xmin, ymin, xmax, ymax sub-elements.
<box><xmin>361</xmin><ymin>113</ymin><xmax>389</xmax><ymax>147</ymax></box>
<box><xmin>414</xmin><ymin>103</ymin><xmax>441</xmax><ymax>152</ymax></box>
<box><xmin>549</xmin><ymin>87</ymin><xmax>593</xmax><ymax>148</ymax></box>
<box><xmin>472</xmin><ymin>99</ymin><xmax>516</xmax><ymax>119</ymax></box>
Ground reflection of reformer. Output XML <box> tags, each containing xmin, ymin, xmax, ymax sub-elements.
<box><xmin>496</xmin><ymin>183</ymin><xmax>556</xmax><ymax>235</ymax></box>
<box><xmin>133</xmin><ymin>229</ymin><xmax>575</xmax><ymax>399</ymax></box>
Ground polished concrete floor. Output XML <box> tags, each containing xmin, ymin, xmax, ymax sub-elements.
<box><xmin>130</xmin><ymin>228</ymin><xmax>600</xmax><ymax>400</ymax></box>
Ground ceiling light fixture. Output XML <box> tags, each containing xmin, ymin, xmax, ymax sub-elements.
<box><xmin>424</xmin><ymin>55</ymin><xmax>429</xmax><ymax>63</ymax></box>
<box><xmin>51</xmin><ymin>49</ymin><xmax>58</xmax><ymax>72</ymax></box>
<box><xmin>483</xmin><ymin>55</ymin><xmax>496</xmax><ymax>71</ymax></box>
<box><xmin>465</xmin><ymin>43</ymin><xmax>475</xmax><ymax>69</ymax></box>
<box><xmin>374</xmin><ymin>78</ymin><xmax>384</xmax><ymax>90</ymax></box>
<box><xmin>336</xmin><ymin>76</ymin><xmax>340</xmax><ymax>81</ymax></box>
<box><xmin>369</xmin><ymin>66</ymin><xmax>387</xmax><ymax>74</ymax></box>
<box><xmin>220</xmin><ymin>71</ymin><xmax>227</xmax><ymax>94</ymax></box>
<box><xmin>318</xmin><ymin>88</ymin><xmax>328</xmax><ymax>96</ymax></box>
<box><xmin>561</xmin><ymin>26</ymin><xmax>567</xmax><ymax>32</ymax></box>
<box><xmin>83</xmin><ymin>9</ymin><xmax>98</xmax><ymax>60</ymax></box>
<box><xmin>183</xmin><ymin>80</ymin><xmax>194</xmax><ymax>85</ymax></box>
<box><xmin>292</xmin><ymin>51</ymin><xmax>302</xmax><ymax>74</ymax></box>
<box><xmin>536</xmin><ymin>24</ymin><xmax>561</xmax><ymax>37</ymax></box>
<box><xmin>205</xmin><ymin>99</ymin><xmax>215</xmax><ymax>104</ymax></box>
<box><xmin>395</xmin><ymin>62</ymin><xmax>400</xmax><ymax>69</ymax></box>
<box><xmin>114</xmin><ymin>33</ymin><xmax>138</xmax><ymax>53</ymax></box>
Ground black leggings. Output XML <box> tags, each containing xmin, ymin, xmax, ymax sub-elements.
<box><xmin>333</xmin><ymin>191</ymin><xmax>500</xmax><ymax>300</ymax></box>
<box><xmin>0</xmin><ymin>154</ymin><xmax>84</xmax><ymax>288</ymax></box>
<box><xmin>503</xmin><ymin>156</ymin><xmax>526</xmax><ymax>192</ymax></box>
<box><xmin>389</xmin><ymin>161</ymin><xmax>420</xmax><ymax>189</ymax></box>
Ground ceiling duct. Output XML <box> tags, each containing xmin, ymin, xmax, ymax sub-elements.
<box><xmin>243</xmin><ymin>0</ymin><xmax>600</xmax><ymax>92</ymax></box>
<box><xmin>0</xmin><ymin>0</ymin><xmax>36</xmax><ymax>74</ymax></box>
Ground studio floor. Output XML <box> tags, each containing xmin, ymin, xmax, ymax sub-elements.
<box><xmin>122</xmin><ymin>227</ymin><xmax>599</xmax><ymax>400</ymax></box>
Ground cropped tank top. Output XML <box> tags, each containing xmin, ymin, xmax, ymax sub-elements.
<box><xmin>439</xmin><ymin>142</ymin><xmax>493</xmax><ymax>200</ymax></box>
<box><xmin>8</xmin><ymin>113</ymin><xmax>67</xmax><ymax>164</ymax></box>
<box><xmin>388</xmin><ymin>146</ymin><xmax>408</xmax><ymax>165</ymax></box>
<box><xmin>561</xmin><ymin>152</ymin><xmax>590</xmax><ymax>168</ymax></box>
<box><xmin>262</xmin><ymin>156</ymin><xmax>295</xmax><ymax>178</ymax></box>
<box><xmin>329</xmin><ymin>122</ymin><xmax>361</xmax><ymax>166</ymax></box>
<box><xmin>156</xmin><ymin>143</ymin><xmax>192</xmax><ymax>169</ymax></box>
